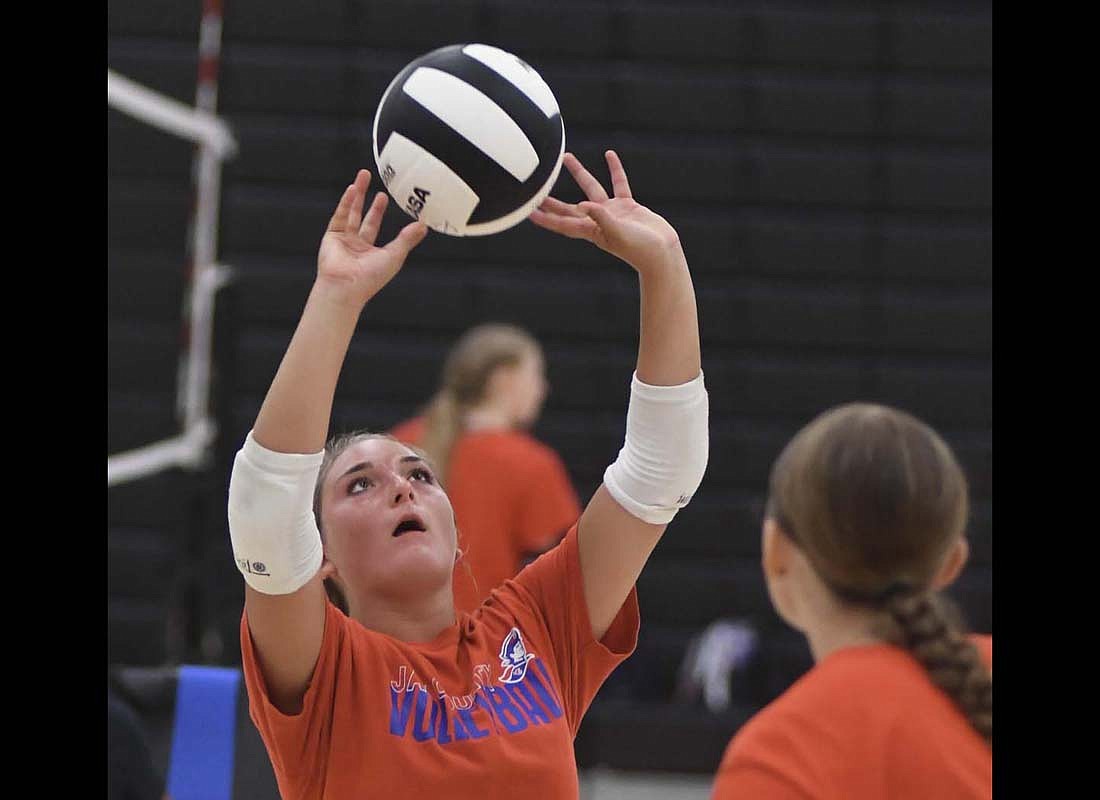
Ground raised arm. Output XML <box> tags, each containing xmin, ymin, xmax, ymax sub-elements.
<box><xmin>529</xmin><ymin>151</ymin><xmax>707</xmax><ymax>640</ymax></box>
<box><xmin>230</xmin><ymin>171</ymin><xmax>427</xmax><ymax>712</ymax></box>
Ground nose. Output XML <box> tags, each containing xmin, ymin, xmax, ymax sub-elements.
<box><xmin>391</xmin><ymin>473</ymin><xmax>415</xmax><ymax>506</ymax></box>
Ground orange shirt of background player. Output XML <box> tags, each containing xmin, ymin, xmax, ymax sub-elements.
<box><xmin>712</xmin><ymin>636</ymin><xmax>993</xmax><ymax>800</ymax></box>
<box><xmin>390</xmin><ymin>417</ymin><xmax>581</xmax><ymax>614</ymax></box>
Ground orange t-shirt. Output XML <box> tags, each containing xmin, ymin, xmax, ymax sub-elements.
<box><xmin>389</xmin><ymin>417</ymin><xmax>582</xmax><ymax>614</ymax></box>
<box><xmin>241</xmin><ymin>524</ymin><xmax>639</xmax><ymax>799</ymax></box>
<box><xmin>711</xmin><ymin>635</ymin><xmax>993</xmax><ymax>800</ymax></box>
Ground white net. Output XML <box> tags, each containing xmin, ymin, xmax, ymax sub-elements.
<box><xmin>107</xmin><ymin>67</ymin><xmax>237</xmax><ymax>487</ymax></box>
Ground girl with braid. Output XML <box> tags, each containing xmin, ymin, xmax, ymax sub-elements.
<box><xmin>711</xmin><ymin>404</ymin><xmax>991</xmax><ymax>800</ymax></box>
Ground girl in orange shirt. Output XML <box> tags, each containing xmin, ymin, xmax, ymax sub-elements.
<box><xmin>712</xmin><ymin>405</ymin><xmax>992</xmax><ymax>799</ymax></box>
<box><xmin>228</xmin><ymin>150</ymin><xmax>709</xmax><ymax>799</ymax></box>
<box><xmin>390</xmin><ymin>324</ymin><xmax>582</xmax><ymax>614</ymax></box>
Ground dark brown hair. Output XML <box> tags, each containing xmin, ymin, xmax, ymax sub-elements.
<box><xmin>766</xmin><ymin>403</ymin><xmax>991</xmax><ymax>747</ymax></box>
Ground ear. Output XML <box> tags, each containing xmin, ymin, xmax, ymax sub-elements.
<box><xmin>319</xmin><ymin>553</ymin><xmax>340</xmax><ymax>583</ymax></box>
<box><xmin>932</xmin><ymin>537</ymin><xmax>969</xmax><ymax>590</ymax></box>
<box><xmin>761</xmin><ymin>518</ymin><xmax>804</xmax><ymax>631</ymax></box>
<box><xmin>762</xmin><ymin>518</ymin><xmax>795</xmax><ymax>580</ymax></box>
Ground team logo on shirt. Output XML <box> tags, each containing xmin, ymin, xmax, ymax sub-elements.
<box><xmin>498</xmin><ymin>628</ymin><xmax>536</xmax><ymax>684</ymax></box>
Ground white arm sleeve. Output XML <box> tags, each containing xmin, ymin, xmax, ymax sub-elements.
<box><xmin>227</xmin><ymin>430</ymin><xmax>325</xmax><ymax>595</ymax></box>
<box><xmin>603</xmin><ymin>371</ymin><xmax>710</xmax><ymax>525</ymax></box>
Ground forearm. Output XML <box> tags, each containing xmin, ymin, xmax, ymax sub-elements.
<box><xmin>635</xmin><ymin>242</ymin><xmax>702</xmax><ymax>386</ymax></box>
<box><xmin>252</xmin><ymin>280</ymin><xmax>365</xmax><ymax>454</ymax></box>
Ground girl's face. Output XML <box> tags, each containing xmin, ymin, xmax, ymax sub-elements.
<box><xmin>320</xmin><ymin>437</ymin><xmax>457</xmax><ymax>604</ymax></box>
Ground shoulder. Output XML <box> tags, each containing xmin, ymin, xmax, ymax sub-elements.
<box><xmin>719</xmin><ymin>654</ymin><xmax>881</xmax><ymax>785</ymax></box>
<box><xmin>450</xmin><ymin>430</ymin><xmax>562</xmax><ymax>475</ymax></box>
<box><xmin>476</xmin><ymin>523</ymin><xmax>580</xmax><ymax>630</ymax></box>
<box><xmin>721</xmin><ymin>643</ymin><xmax>991</xmax><ymax>797</ymax></box>
<box><xmin>717</xmin><ymin>676</ymin><xmax>834</xmax><ymax>799</ymax></box>
<box><xmin>732</xmin><ymin>663</ymin><xmax>840</xmax><ymax>749</ymax></box>
<box><xmin>240</xmin><ymin>599</ymin><xmax>393</xmax><ymax>696</ymax></box>
<box><xmin>730</xmin><ymin>646</ymin><xmax>922</xmax><ymax>754</ymax></box>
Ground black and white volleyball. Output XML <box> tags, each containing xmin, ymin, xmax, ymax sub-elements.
<box><xmin>372</xmin><ymin>44</ymin><xmax>565</xmax><ymax>237</ymax></box>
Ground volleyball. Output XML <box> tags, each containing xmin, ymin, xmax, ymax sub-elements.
<box><xmin>372</xmin><ymin>44</ymin><xmax>565</xmax><ymax>237</ymax></box>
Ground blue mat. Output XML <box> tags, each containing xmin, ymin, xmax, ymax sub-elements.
<box><xmin>166</xmin><ymin>665</ymin><xmax>241</xmax><ymax>800</ymax></box>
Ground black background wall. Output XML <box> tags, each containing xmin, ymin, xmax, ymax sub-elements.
<box><xmin>109</xmin><ymin>0</ymin><xmax>991</xmax><ymax>779</ymax></box>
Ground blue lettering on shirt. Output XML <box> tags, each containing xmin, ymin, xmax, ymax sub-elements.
<box><xmin>388</xmin><ymin>656</ymin><xmax>565</xmax><ymax>745</ymax></box>
<box><xmin>389</xmin><ymin>687</ymin><xmax>416</xmax><ymax>736</ymax></box>
<box><xmin>507</xmin><ymin>682</ymin><xmax>552</xmax><ymax>726</ymax></box>
<box><xmin>455</xmin><ymin>705</ymin><xmax>489</xmax><ymax>740</ymax></box>
<box><xmin>474</xmin><ymin>693</ymin><xmax>504</xmax><ymax>736</ymax></box>
<box><xmin>486</xmin><ymin>684</ymin><xmax>528</xmax><ymax>733</ymax></box>
<box><xmin>531</xmin><ymin>659</ymin><xmax>565</xmax><ymax>718</ymax></box>
<box><xmin>433</xmin><ymin>697</ymin><xmax>452</xmax><ymax>745</ymax></box>
<box><xmin>412</xmin><ymin>689</ymin><xmax>434</xmax><ymax>742</ymax></box>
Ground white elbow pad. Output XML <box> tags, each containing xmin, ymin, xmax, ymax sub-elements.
<box><xmin>603</xmin><ymin>371</ymin><xmax>709</xmax><ymax>525</ymax></box>
<box><xmin>227</xmin><ymin>430</ymin><xmax>325</xmax><ymax>595</ymax></box>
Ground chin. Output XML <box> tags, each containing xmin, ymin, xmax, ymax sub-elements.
<box><xmin>382</xmin><ymin>549</ymin><xmax>454</xmax><ymax>594</ymax></box>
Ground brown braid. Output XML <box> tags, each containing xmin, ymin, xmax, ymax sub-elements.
<box><xmin>879</xmin><ymin>590</ymin><xmax>992</xmax><ymax>748</ymax></box>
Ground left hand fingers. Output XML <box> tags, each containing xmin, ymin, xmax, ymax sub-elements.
<box><xmin>345</xmin><ymin>169</ymin><xmax>371</xmax><ymax>231</ymax></box>
<box><xmin>538</xmin><ymin>196</ymin><xmax>587</xmax><ymax>218</ymax></box>
<box><xmin>528</xmin><ymin>208</ymin><xmax>599</xmax><ymax>241</ymax></box>
<box><xmin>604</xmin><ymin>150</ymin><xmax>633</xmax><ymax>199</ymax></box>
<box><xmin>383</xmin><ymin>221</ymin><xmax>429</xmax><ymax>259</ymax></box>
<box><xmin>358</xmin><ymin>192</ymin><xmax>388</xmax><ymax>245</ymax></box>
<box><xmin>563</xmin><ymin>153</ymin><xmax>610</xmax><ymax>203</ymax></box>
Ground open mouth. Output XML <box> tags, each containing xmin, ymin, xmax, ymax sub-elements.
<box><xmin>392</xmin><ymin>514</ymin><xmax>427</xmax><ymax>537</ymax></box>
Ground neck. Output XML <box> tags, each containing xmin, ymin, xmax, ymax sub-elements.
<box><xmin>792</xmin><ymin>565</ymin><xmax>886</xmax><ymax>662</ymax></box>
<box><xmin>801</xmin><ymin>600</ymin><xmax>884</xmax><ymax>663</ymax></box>
<box><xmin>348</xmin><ymin>584</ymin><xmax>456</xmax><ymax>643</ymax></box>
<box><xmin>463</xmin><ymin>404</ymin><xmax>513</xmax><ymax>432</ymax></box>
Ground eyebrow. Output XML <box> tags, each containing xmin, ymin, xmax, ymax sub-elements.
<box><xmin>338</xmin><ymin>456</ymin><xmax>425</xmax><ymax>480</ymax></box>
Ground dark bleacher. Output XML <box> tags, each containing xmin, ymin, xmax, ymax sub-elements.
<box><xmin>109</xmin><ymin>666</ymin><xmax>282</xmax><ymax>798</ymax></box>
<box><xmin>109</xmin><ymin>0</ymin><xmax>992</xmax><ymax>785</ymax></box>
